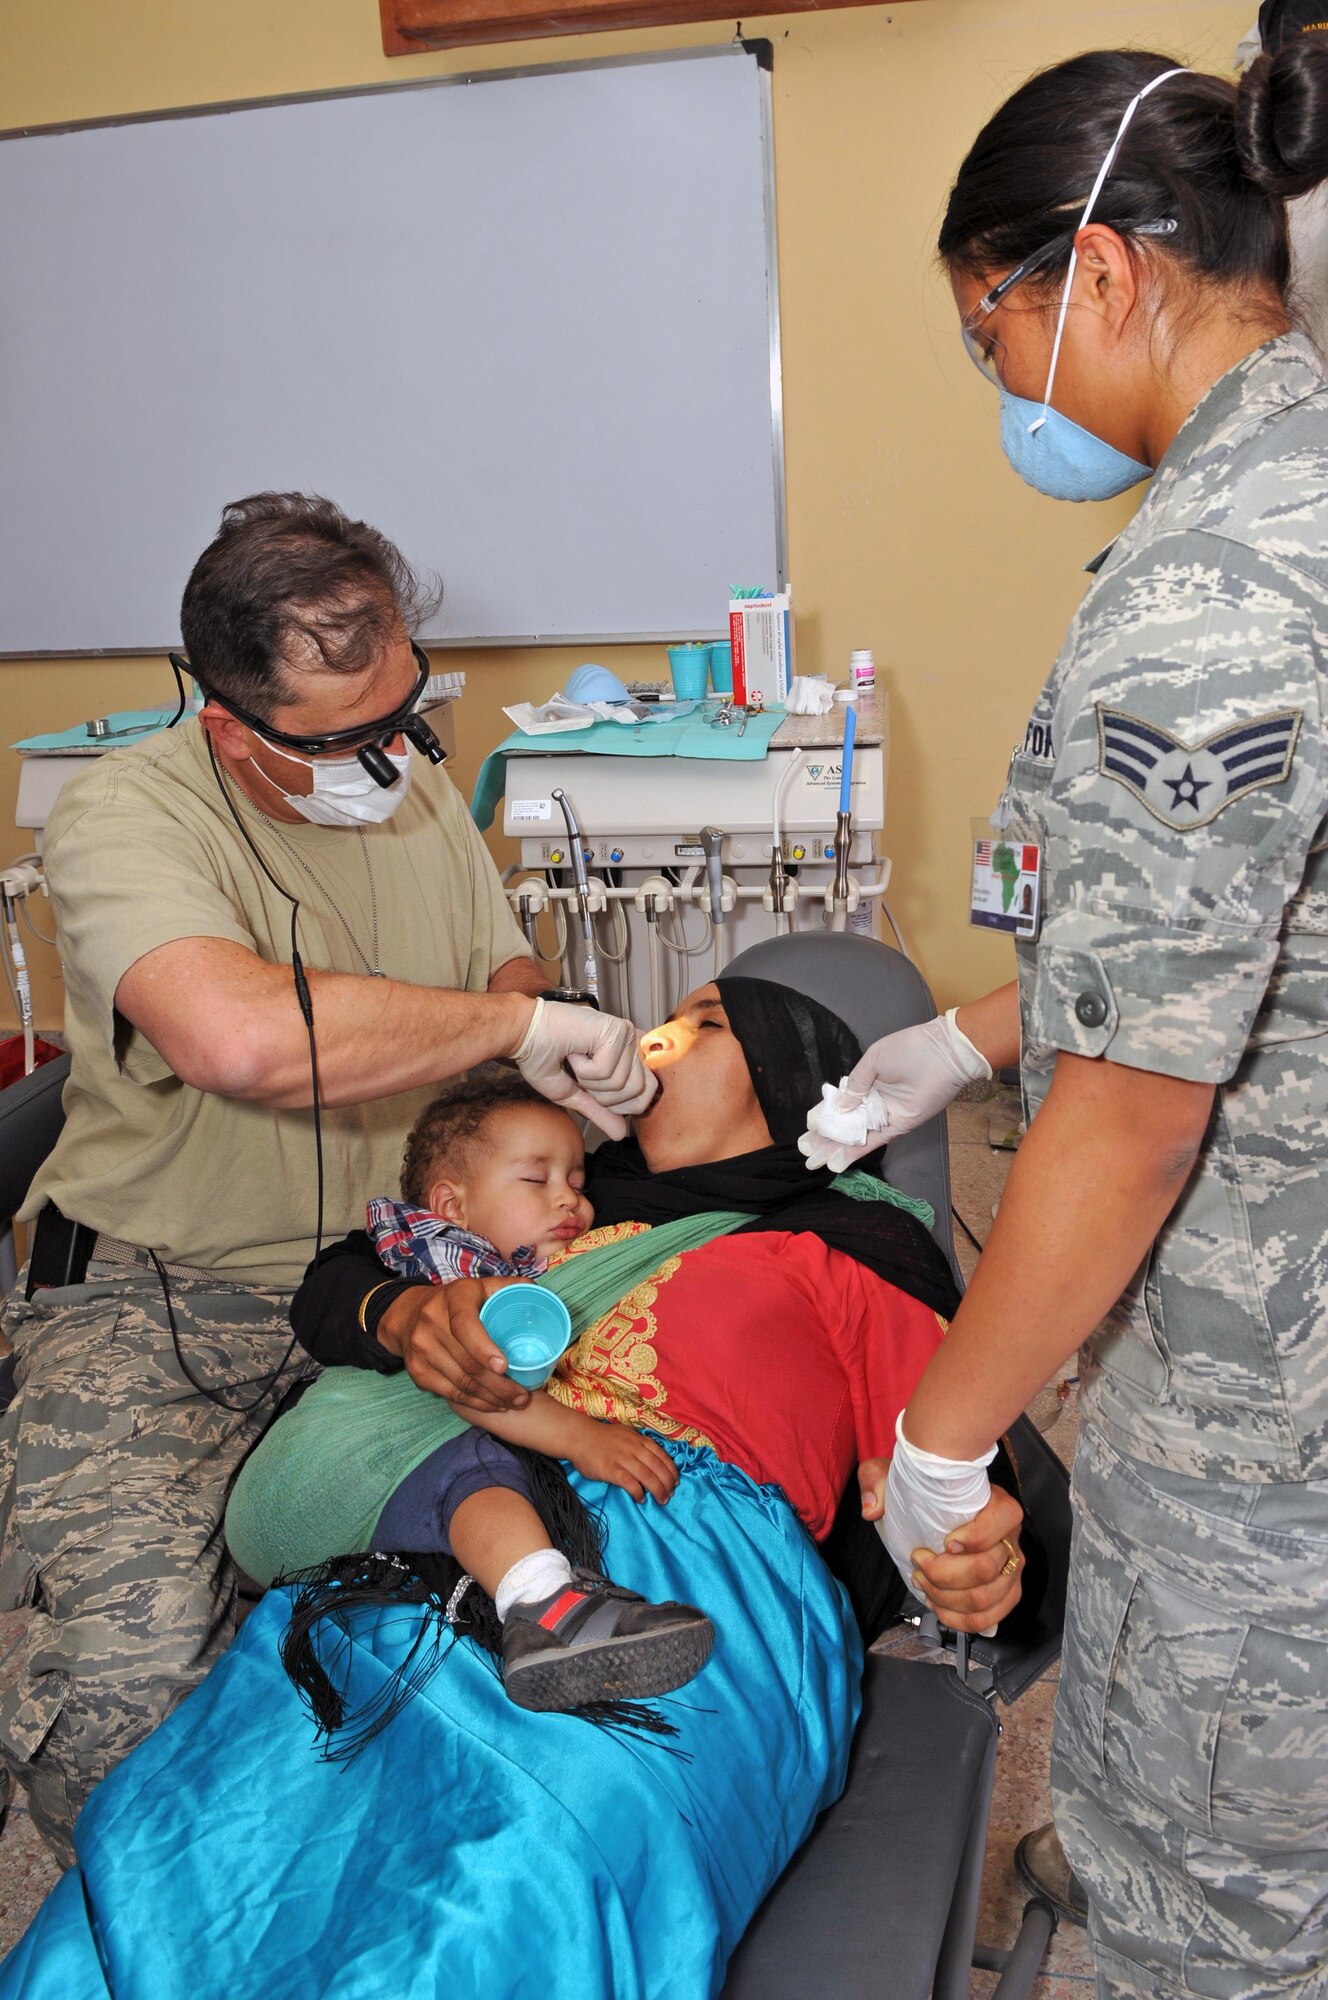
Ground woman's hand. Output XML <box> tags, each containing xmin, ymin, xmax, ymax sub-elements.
<box><xmin>858</xmin><ymin>1457</ymin><xmax>891</xmax><ymax>1523</ymax></box>
<box><xmin>569</xmin><ymin>1423</ymin><xmax>679</xmax><ymax>1504</ymax></box>
<box><xmin>911</xmin><ymin>1486</ymin><xmax>1026</xmax><ymax>1634</ymax></box>
<box><xmin>375</xmin><ymin>1277</ymin><xmax>532</xmax><ymax>1411</ymax></box>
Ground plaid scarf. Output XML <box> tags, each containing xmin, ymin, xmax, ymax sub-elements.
<box><xmin>366</xmin><ymin>1198</ymin><xmax>545</xmax><ymax>1285</ymax></box>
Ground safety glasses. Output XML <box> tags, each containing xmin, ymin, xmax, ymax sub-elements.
<box><xmin>960</xmin><ymin>218</ymin><xmax>1178</xmax><ymax>386</ymax></box>
<box><xmin>170</xmin><ymin>639</ymin><xmax>447</xmax><ymax>785</ymax></box>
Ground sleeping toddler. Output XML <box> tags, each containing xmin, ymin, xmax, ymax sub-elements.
<box><xmin>354</xmin><ymin>1065</ymin><xmax>713</xmax><ymax>1715</ymax></box>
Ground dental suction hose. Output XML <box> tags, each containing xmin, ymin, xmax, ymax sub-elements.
<box><xmin>829</xmin><ymin>704</ymin><xmax>856</xmax><ymax>933</ymax></box>
<box><xmin>700</xmin><ymin>825</ymin><xmax>725</xmax><ymax>928</ymax></box>
<box><xmin>551</xmin><ymin>786</ymin><xmax>599</xmax><ymax>1001</ymax></box>
<box><xmin>832</xmin><ymin>811</ymin><xmax>853</xmax><ymax>908</ymax></box>
<box><xmin>644</xmin><ymin>894</ymin><xmax>664</xmax><ymax>1026</ymax></box>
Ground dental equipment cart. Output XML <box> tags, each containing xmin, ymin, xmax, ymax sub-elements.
<box><xmin>499</xmin><ymin>689</ymin><xmax>893</xmax><ymax>1023</ymax></box>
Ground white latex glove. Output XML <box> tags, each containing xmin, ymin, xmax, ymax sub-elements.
<box><xmin>511</xmin><ymin>998</ymin><xmax>657</xmax><ymax>1138</ymax></box>
<box><xmin>797</xmin><ymin>1008</ymin><xmax>991</xmax><ymax>1172</ymax></box>
<box><xmin>798</xmin><ymin>1076</ymin><xmax>889</xmax><ymax>1174</ymax></box>
<box><xmin>879</xmin><ymin>1412</ymin><xmax>998</xmax><ymax>1635</ymax></box>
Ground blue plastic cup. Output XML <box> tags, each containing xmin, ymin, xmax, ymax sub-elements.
<box><xmin>708</xmin><ymin>640</ymin><xmax>734</xmax><ymax>694</ymax></box>
<box><xmin>479</xmin><ymin>1283</ymin><xmax>574</xmax><ymax>1389</ymax></box>
<box><xmin>667</xmin><ymin>644</ymin><xmax>710</xmax><ymax>700</ymax></box>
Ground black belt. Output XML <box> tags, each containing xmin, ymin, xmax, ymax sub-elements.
<box><xmin>26</xmin><ymin>1204</ymin><xmax>213</xmax><ymax>1297</ymax></box>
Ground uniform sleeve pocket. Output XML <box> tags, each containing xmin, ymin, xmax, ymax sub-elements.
<box><xmin>1029</xmin><ymin>945</ymin><xmax>1119</xmax><ymax>1057</ymax></box>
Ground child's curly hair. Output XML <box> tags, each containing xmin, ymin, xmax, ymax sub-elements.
<box><xmin>400</xmin><ymin>1063</ymin><xmax>554</xmax><ymax>1207</ymax></box>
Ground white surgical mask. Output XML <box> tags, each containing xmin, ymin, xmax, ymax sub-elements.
<box><xmin>249</xmin><ymin>740</ymin><xmax>413</xmax><ymax>827</ymax></box>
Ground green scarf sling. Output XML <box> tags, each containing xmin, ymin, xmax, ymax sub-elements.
<box><xmin>223</xmin><ymin>1173</ymin><xmax>931</xmax><ymax>1586</ymax></box>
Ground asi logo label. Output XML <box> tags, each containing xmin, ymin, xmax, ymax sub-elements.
<box><xmin>804</xmin><ymin>762</ymin><xmax>842</xmax><ymax>791</ymax></box>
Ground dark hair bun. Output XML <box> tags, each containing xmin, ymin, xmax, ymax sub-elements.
<box><xmin>1238</xmin><ymin>34</ymin><xmax>1328</xmax><ymax>198</ymax></box>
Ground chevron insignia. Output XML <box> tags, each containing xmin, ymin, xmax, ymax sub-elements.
<box><xmin>1095</xmin><ymin>706</ymin><xmax>1302</xmax><ymax>830</ymax></box>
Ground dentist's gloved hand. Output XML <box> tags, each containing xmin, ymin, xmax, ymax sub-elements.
<box><xmin>798</xmin><ymin>1007</ymin><xmax>991</xmax><ymax>1172</ymax></box>
<box><xmin>879</xmin><ymin>1412</ymin><xmax>998</xmax><ymax>1633</ymax></box>
<box><xmin>511</xmin><ymin>998</ymin><xmax>657</xmax><ymax>1138</ymax></box>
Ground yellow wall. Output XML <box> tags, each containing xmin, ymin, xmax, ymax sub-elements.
<box><xmin>0</xmin><ymin>0</ymin><xmax>1252</xmax><ymax>1033</ymax></box>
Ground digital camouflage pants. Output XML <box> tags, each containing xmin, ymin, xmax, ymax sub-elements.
<box><xmin>0</xmin><ymin>1263</ymin><xmax>314</xmax><ymax>1867</ymax></box>
<box><xmin>1054</xmin><ymin>1423</ymin><xmax>1328</xmax><ymax>2000</ymax></box>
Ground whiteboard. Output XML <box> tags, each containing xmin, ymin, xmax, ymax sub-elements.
<box><xmin>0</xmin><ymin>47</ymin><xmax>783</xmax><ymax>654</ymax></box>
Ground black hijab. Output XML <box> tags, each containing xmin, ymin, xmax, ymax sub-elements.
<box><xmin>588</xmin><ymin>975</ymin><xmax>959</xmax><ymax>1321</ymax></box>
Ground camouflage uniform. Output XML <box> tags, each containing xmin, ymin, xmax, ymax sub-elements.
<box><xmin>1007</xmin><ymin>335</ymin><xmax>1328</xmax><ymax>1999</ymax></box>
<box><xmin>0</xmin><ymin>1268</ymin><xmax>313</xmax><ymax>1868</ymax></box>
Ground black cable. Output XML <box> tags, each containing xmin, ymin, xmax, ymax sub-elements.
<box><xmin>166</xmin><ymin>655</ymin><xmax>190</xmax><ymax>728</ymax></box>
<box><xmin>142</xmin><ymin>741</ymin><xmax>326</xmax><ymax>1414</ymax></box>
<box><xmin>951</xmin><ymin>1203</ymin><xmax>986</xmax><ymax>1255</ymax></box>
<box><xmin>149</xmin><ymin>1246</ymin><xmax>303</xmax><ymax>1415</ymax></box>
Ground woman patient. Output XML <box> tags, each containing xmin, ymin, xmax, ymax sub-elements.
<box><xmin>231</xmin><ymin>974</ymin><xmax>1023</xmax><ymax>1741</ymax></box>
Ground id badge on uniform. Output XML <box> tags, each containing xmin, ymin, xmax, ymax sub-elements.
<box><xmin>969</xmin><ymin>817</ymin><xmax>1041</xmax><ymax>938</ymax></box>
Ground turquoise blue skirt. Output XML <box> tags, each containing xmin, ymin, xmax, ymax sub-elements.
<box><xmin>1</xmin><ymin>1445</ymin><xmax>862</xmax><ymax>1999</ymax></box>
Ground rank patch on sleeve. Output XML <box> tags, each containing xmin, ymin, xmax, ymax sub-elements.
<box><xmin>1095</xmin><ymin>706</ymin><xmax>1301</xmax><ymax>830</ymax></box>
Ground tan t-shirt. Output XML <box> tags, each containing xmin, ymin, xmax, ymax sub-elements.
<box><xmin>25</xmin><ymin>721</ymin><xmax>531</xmax><ymax>1289</ymax></box>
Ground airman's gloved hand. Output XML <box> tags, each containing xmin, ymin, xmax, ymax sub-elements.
<box><xmin>798</xmin><ymin>1008</ymin><xmax>991</xmax><ymax>1172</ymax></box>
<box><xmin>512</xmin><ymin>998</ymin><xmax>657</xmax><ymax>1138</ymax></box>
<box><xmin>880</xmin><ymin>1413</ymin><xmax>999</xmax><ymax>1636</ymax></box>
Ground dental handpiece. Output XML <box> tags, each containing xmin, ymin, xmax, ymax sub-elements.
<box><xmin>551</xmin><ymin>787</ymin><xmax>599</xmax><ymax>999</ymax></box>
<box><xmin>552</xmin><ymin>788</ymin><xmax>590</xmax><ymax>900</ymax></box>
<box><xmin>700</xmin><ymin>825</ymin><xmax>725</xmax><ymax>926</ymax></box>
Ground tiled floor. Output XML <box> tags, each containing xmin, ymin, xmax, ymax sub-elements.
<box><xmin>0</xmin><ymin>1092</ymin><xmax>1094</xmax><ymax>1993</ymax></box>
<box><xmin>0</xmin><ymin>1785</ymin><xmax>58</xmax><ymax>1956</ymax></box>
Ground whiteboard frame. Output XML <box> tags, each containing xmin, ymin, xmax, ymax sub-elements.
<box><xmin>0</xmin><ymin>44</ymin><xmax>787</xmax><ymax>656</ymax></box>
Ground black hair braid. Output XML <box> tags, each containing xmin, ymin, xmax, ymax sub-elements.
<box><xmin>1237</xmin><ymin>34</ymin><xmax>1328</xmax><ymax>200</ymax></box>
<box><xmin>278</xmin><ymin>1450</ymin><xmax>680</xmax><ymax>1761</ymax></box>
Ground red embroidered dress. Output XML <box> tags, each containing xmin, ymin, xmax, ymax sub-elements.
<box><xmin>548</xmin><ymin>1223</ymin><xmax>947</xmax><ymax>1541</ymax></box>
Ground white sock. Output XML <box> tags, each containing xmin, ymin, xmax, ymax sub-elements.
<box><xmin>495</xmin><ymin>1548</ymin><xmax>573</xmax><ymax>1623</ymax></box>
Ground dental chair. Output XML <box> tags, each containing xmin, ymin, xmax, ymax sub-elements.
<box><xmin>0</xmin><ymin>1052</ymin><xmax>71</xmax><ymax>1409</ymax></box>
<box><xmin>719</xmin><ymin>931</ymin><xmax>1070</xmax><ymax>2000</ymax></box>
<box><xmin>0</xmin><ymin>949</ymin><xmax>1069</xmax><ymax>1997</ymax></box>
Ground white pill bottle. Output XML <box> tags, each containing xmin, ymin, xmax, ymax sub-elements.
<box><xmin>849</xmin><ymin>648</ymin><xmax>875</xmax><ymax>695</ymax></box>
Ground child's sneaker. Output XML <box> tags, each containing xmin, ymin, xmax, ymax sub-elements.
<box><xmin>501</xmin><ymin>1567</ymin><xmax>713</xmax><ymax>1713</ymax></box>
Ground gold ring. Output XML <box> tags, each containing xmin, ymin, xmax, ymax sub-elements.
<box><xmin>999</xmin><ymin>1537</ymin><xmax>1020</xmax><ymax>1577</ymax></box>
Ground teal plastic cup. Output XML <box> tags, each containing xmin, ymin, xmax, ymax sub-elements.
<box><xmin>479</xmin><ymin>1283</ymin><xmax>573</xmax><ymax>1389</ymax></box>
<box><xmin>708</xmin><ymin>641</ymin><xmax>733</xmax><ymax>694</ymax></box>
<box><xmin>667</xmin><ymin>644</ymin><xmax>710</xmax><ymax>700</ymax></box>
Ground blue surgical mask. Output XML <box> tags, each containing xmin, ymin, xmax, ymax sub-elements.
<box><xmin>997</xmin><ymin>65</ymin><xmax>1186</xmax><ymax>502</ymax></box>
<box><xmin>998</xmin><ymin>387</ymin><xmax>1152</xmax><ymax>501</ymax></box>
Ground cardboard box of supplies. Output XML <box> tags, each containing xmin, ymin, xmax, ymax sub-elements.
<box><xmin>729</xmin><ymin>593</ymin><xmax>793</xmax><ymax>707</ymax></box>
